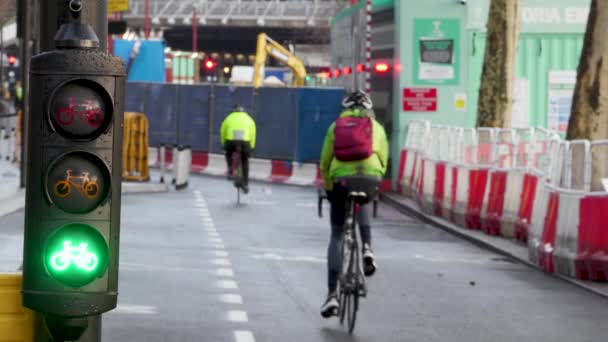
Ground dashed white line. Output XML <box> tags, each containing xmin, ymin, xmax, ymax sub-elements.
<box><xmin>210</xmin><ymin>242</ymin><xmax>226</xmax><ymax>249</ymax></box>
<box><xmin>209</xmin><ymin>238</ymin><xmax>224</xmax><ymax>244</ymax></box>
<box><xmin>217</xmin><ymin>280</ymin><xmax>239</xmax><ymax>289</ymax></box>
<box><xmin>210</xmin><ymin>250</ymin><xmax>229</xmax><ymax>257</ymax></box>
<box><xmin>215</xmin><ymin>268</ymin><xmax>234</xmax><ymax>277</ymax></box>
<box><xmin>234</xmin><ymin>330</ymin><xmax>256</xmax><ymax>342</ymax></box>
<box><xmin>212</xmin><ymin>258</ymin><xmax>232</xmax><ymax>266</ymax></box>
<box><xmin>219</xmin><ymin>294</ymin><xmax>243</xmax><ymax>304</ymax></box>
<box><xmin>114</xmin><ymin>305</ymin><xmax>158</xmax><ymax>315</ymax></box>
<box><xmin>208</xmin><ymin>232</ymin><xmax>221</xmax><ymax>238</ymax></box>
<box><xmin>227</xmin><ymin>310</ymin><xmax>249</xmax><ymax>322</ymax></box>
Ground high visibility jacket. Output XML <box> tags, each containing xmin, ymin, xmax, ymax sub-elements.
<box><xmin>220</xmin><ymin>111</ymin><xmax>257</xmax><ymax>149</ymax></box>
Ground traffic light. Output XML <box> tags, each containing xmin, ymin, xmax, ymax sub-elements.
<box><xmin>203</xmin><ymin>58</ymin><xmax>217</xmax><ymax>71</ymax></box>
<box><xmin>22</xmin><ymin>6</ymin><xmax>125</xmax><ymax>336</ymax></box>
<box><xmin>7</xmin><ymin>55</ymin><xmax>16</xmax><ymax>66</ymax></box>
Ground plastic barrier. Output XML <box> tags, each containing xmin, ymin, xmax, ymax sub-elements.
<box><xmin>0</xmin><ymin>274</ymin><xmax>33</xmax><ymax>342</ymax></box>
<box><xmin>0</xmin><ymin>127</ymin><xmax>16</xmax><ymax>162</ymax></box>
<box><xmin>480</xmin><ymin>129</ymin><xmax>514</xmax><ymax>236</ymax></box>
<box><xmin>174</xmin><ymin>146</ymin><xmax>192</xmax><ymax>190</ymax></box>
<box><xmin>123</xmin><ymin>112</ymin><xmax>150</xmax><ymax>182</ymax></box>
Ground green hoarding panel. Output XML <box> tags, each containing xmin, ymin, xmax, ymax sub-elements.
<box><xmin>468</xmin><ymin>33</ymin><xmax>584</xmax><ymax>128</ymax></box>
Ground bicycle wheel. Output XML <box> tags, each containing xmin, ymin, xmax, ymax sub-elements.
<box><xmin>54</xmin><ymin>181</ymin><xmax>72</xmax><ymax>198</ymax></box>
<box><xmin>338</xmin><ymin>234</ymin><xmax>352</xmax><ymax>325</ymax></box>
<box><xmin>346</xmin><ymin>239</ymin><xmax>361</xmax><ymax>334</ymax></box>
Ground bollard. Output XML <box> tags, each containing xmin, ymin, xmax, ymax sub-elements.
<box><xmin>0</xmin><ymin>126</ymin><xmax>4</xmax><ymax>160</ymax></box>
<box><xmin>174</xmin><ymin>145</ymin><xmax>192</xmax><ymax>190</ymax></box>
<box><xmin>159</xmin><ymin>144</ymin><xmax>166</xmax><ymax>183</ymax></box>
<box><xmin>8</xmin><ymin>128</ymin><xmax>16</xmax><ymax>162</ymax></box>
<box><xmin>172</xmin><ymin>144</ymin><xmax>178</xmax><ymax>185</ymax></box>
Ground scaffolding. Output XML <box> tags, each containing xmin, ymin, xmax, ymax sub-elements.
<box><xmin>125</xmin><ymin>0</ymin><xmax>346</xmax><ymax>28</ymax></box>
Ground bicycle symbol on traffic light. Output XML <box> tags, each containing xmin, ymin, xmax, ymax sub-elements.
<box><xmin>53</xmin><ymin>169</ymin><xmax>100</xmax><ymax>199</ymax></box>
<box><xmin>49</xmin><ymin>241</ymin><xmax>99</xmax><ymax>272</ymax></box>
<box><xmin>56</xmin><ymin>97</ymin><xmax>104</xmax><ymax>127</ymax></box>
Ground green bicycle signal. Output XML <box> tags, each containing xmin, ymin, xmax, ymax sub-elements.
<box><xmin>44</xmin><ymin>223</ymin><xmax>109</xmax><ymax>287</ymax></box>
<box><xmin>50</xmin><ymin>241</ymin><xmax>99</xmax><ymax>272</ymax></box>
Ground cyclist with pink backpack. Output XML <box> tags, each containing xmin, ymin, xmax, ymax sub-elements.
<box><xmin>319</xmin><ymin>91</ymin><xmax>389</xmax><ymax>318</ymax></box>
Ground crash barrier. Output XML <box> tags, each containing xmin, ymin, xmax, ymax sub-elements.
<box><xmin>397</xmin><ymin>121</ymin><xmax>608</xmax><ymax>282</ymax></box>
<box><xmin>122</xmin><ymin>112</ymin><xmax>150</xmax><ymax>182</ymax></box>
<box><xmin>149</xmin><ymin>147</ymin><xmax>321</xmax><ymax>186</ymax></box>
<box><xmin>0</xmin><ymin>126</ymin><xmax>16</xmax><ymax>162</ymax></box>
<box><xmin>125</xmin><ymin>82</ymin><xmax>345</xmax><ymax>162</ymax></box>
<box><xmin>0</xmin><ymin>274</ymin><xmax>33</xmax><ymax>342</ymax></box>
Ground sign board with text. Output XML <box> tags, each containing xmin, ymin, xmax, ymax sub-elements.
<box><xmin>403</xmin><ymin>88</ymin><xmax>438</xmax><ymax>112</ymax></box>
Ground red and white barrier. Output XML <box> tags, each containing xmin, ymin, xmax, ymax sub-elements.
<box><xmin>149</xmin><ymin>148</ymin><xmax>319</xmax><ymax>186</ymax></box>
<box><xmin>397</xmin><ymin>120</ymin><xmax>608</xmax><ymax>283</ymax></box>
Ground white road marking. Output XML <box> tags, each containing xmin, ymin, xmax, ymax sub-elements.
<box><xmin>210</xmin><ymin>250</ymin><xmax>229</xmax><ymax>257</ymax></box>
<box><xmin>234</xmin><ymin>331</ymin><xmax>256</xmax><ymax>342</ymax></box>
<box><xmin>212</xmin><ymin>258</ymin><xmax>232</xmax><ymax>266</ymax></box>
<box><xmin>252</xmin><ymin>253</ymin><xmax>325</xmax><ymax>263</ymax></box>
<box><xmin>208</xmin><ymin>232</ymin><xmax>220</xmax><ymax>238</ymax></box>
<box><xmin>205</xmin><ymin>227</ymin><xmax>217</xmax><ymax>232</ymax></box>
<box><xmin>219</xmin><ymin>294</ymin><xmax>243</xmax><ymax>304</ymax></box>
<box><xmin>210</xmin><ymin>243</ymin><xmax>226</xmax><ymax>249</ymax></box>
<box><xmin>209</xmin><ymin>238</ymin><xmax>224</xmax><ymax>244</ymax></box>
<box><xmin>114</xmin><ymin>305</ymin><xmax>158</xmax><ymax>315</ymax></box>
<box><xmin>217</xmin><ymin>280</ymin><xmax>239</xmax><ymax>289</ymax></box>
<box><xmin>216</xmin><ymin>268</ymin><xmax>234</xmax><ymax>277</ymax></box>
<box><xmin>413</xmin><ymin>253</ymin><xmax>489</xmax><ymax>265</ymax></box>
<box><xmin>295</xmin><ymin>203</ymin><xmax>316</xmax><ymax>208</ymax></box>
<box><xmin>227</xmin><ymin>310</ymin><xmax>249</xmax><ymax>322</ymax></box>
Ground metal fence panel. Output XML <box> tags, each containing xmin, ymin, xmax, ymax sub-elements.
<box><xmin>144</xmin><ymin>83</ymin><xmax>179</xmax><ymax>147</ymax></box>
<box><xmin>125</xmin><ymin>82</ymin><xmax>146</xmax><ymax>113</ymax></box>
<box><xmin>177</xmin><ymin>85</ymin><xmax>211</xmax><ymax>151</ymax></box>
<box><xmin>253</xmin><ymin>87</ymin><xmax>298</xmax><ymax>160</ymax></box>
<box><xmin>296</xmin><ymin>88</ymin><xmax>344</xmax><ymax>162</ymax></box>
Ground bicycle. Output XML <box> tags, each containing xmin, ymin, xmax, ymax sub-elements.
<box><xmin>54</xmin><ymin>170</ymin><xmax>100</xmax><ymax>199</ymax></box>
<box><xmin>231</xmin><ymin>147</ymin><xmax>245</xmax><ymax>204</ymax></box>
<box><xmin>50</xmin><ymin>241</ymin><xmax>98</xmax><ymax>272</ymax></box>
<box><xmin>318</xmin><ymin>176</ymin><xmax>381</xmax><ymax>334</ymax></box>
<box><xmin>56</xmin><ymin>97</ymin><xmax>104</xmax><ymax>127</ymax></box>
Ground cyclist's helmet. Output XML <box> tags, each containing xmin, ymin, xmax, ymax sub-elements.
<box><xmin>232</xmin><ymin>104</ymin><xmax>245</xmax><ymax>112</ymax></box>
<box><xmin>342</xmin><ymin>91</ymin><xmax>373</xmax><ymax>110</ymax></box>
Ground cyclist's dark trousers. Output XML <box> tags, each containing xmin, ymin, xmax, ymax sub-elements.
<box><xmin>224</xmin><ymin>140</ymin><xmax>252</xmax><ymax>185</ymax></box>
<box><xmin>326</xmin><ymin>182</ymin><xmax>372</xmax><ymax>293</ymax></box>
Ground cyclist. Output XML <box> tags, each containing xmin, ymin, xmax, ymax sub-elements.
<box><xmin>319</xmin><ymin>91</ymin><xmax>389</xmax><ymax>318</ymax></box>
<box><xmin>220</xmin><ymin>105</ymin><xmax>257</xmax><ymax>194</ymax></box>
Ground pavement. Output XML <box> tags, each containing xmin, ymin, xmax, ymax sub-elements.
<box><xmin>2</xmin><ymin>176</ymin><xmax>608</xmax><ymax>341</ymax></box>
<box><xmin>0</xmin><ymin>161</ymin><xmax>24</xmax><ymax>218</ymax></box>
<box><xmin>381</xmin><ymin>192</ymin><xmax>608</xmax><ymax>299</ymax></box>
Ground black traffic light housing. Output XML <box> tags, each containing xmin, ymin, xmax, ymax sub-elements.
<box><xmin>22</xmin><ymin>0</ymin><xmax>125</xmax><ymax>328</ymax></box>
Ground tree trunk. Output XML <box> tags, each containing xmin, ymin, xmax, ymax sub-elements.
<box><xmin>476</xmin><ymin>0</ymin><xmax>520</xmax><ymax>128</ymax></box>
<box><xmin>566</xmin><ymin>0</ymin><xmax>608</xmax><ymax>191</ymax></box>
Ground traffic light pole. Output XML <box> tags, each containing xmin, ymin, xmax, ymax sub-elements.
<box><xmin>25</xmin><ymin>1</ymin><xmax>120</xmax><ymax>342</ymax></box>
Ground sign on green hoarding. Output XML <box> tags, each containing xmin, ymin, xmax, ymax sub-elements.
<box><xmin>413</xmin><ymin>19</ymin><xmax>461</xmax><ymax>86</ymax></box>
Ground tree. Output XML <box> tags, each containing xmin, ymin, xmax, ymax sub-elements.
<box><xmin>476</xmin><ymin>0</ymin><xmax>520</xmax><ymax>128</ymax></box>
<box><xmin>567</xmin><ymin>0</ymin><xmax>608</xmax><ymax>191</ymax></box>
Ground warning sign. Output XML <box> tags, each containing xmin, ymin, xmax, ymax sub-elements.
<box><xmin>403</xmin><ymin>88</ymin><xmax>438</xmax><ymax>112</ymax></box>
<box><xmin>109</xmin><ymin>0</ymin><xmax>129</xmax><ymax>13</ymax></box>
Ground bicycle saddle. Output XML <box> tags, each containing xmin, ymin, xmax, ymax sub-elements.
<box><xmin>335</xmin><ymin>176</ymin><xmax>382</xmax><ymax>204</ymax></box>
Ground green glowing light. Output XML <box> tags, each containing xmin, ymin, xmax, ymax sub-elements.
<box><xmin>44</xmin><ymin>224</ymin><xmax>108</xmax><ymax>287</ymax></box>
<box><xmin>50</xmin><ymin>241</ymin><xmax>99</xmax><ymax>272</ymax></box>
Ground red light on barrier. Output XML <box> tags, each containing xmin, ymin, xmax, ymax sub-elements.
<box><xmin>343</xmin><ymin>66</ymin><xmax>352</xmax><ymax>75</ymax></box>
<box><xmin>356</xmin><ymin>64</ymin><xmax>365</xmax><ymax>72</ymax></box>
<box><xmin>374</xmin><ymin>63</ymin><xmax>390</xmax><ymax>73</ymax></box>
<box><xmin>332</xmin><ymin>69</ymin><xmax>341</xmax><ymax>78</ymax></box>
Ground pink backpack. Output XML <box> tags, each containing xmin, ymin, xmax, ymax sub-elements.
<box><xmin>333</xmin><ymin>116</ymin><xmax>373</xmax><ymax>162</ymax></box>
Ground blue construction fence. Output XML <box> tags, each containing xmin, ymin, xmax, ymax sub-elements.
<box><xmin>125</xmin><ymin>82</ymin><xmax>345</xmax><ymax>162</ymax></box>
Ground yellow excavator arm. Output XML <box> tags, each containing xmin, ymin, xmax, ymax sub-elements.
<box><xmin>253</xmin><ymin>33</ymin><xmax>307</xmax><ymax>88</ymax></box>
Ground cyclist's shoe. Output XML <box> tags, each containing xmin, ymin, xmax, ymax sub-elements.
<box><xmin>363</xmin><ymin>244</ymin><xmax>377</xmax><ymax>277</ymax></box>
<box><xmin>320</xmin><ymin>294</ymin><xmax>339</xmax><ymax>318</ymax></box>
<box><xmin>242</xmin><ymin>184</ymin><xmax>250</xmax><ymax>194</ymax></box>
